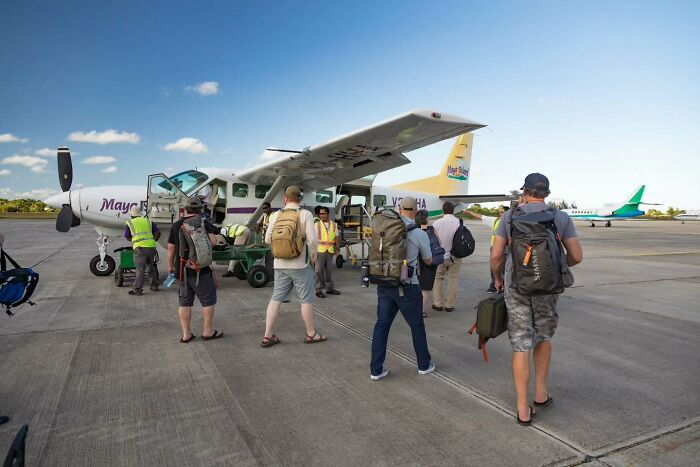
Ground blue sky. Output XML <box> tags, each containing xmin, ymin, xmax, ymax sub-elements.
<box><xmin>1</xmin><ymin>0</ymin><xmax>698</xmax><ymax>209</ymax></box>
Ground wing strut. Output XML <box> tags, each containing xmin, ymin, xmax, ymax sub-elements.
<box><xmin>246</xmin><ymin>174</ymin><xmax>287</xmax><ymax>229</ymax></box>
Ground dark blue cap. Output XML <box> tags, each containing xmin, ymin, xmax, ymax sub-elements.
<box><xmin>521</xmin><ymin>173</ymin><xmax>549</xmax><ymax>191</ymax></box>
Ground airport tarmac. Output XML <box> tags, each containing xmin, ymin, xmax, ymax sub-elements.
<box><xmin>0</xmin><ymin>219</ymin><xmax>698</xmax><ymax>466</ymax></box>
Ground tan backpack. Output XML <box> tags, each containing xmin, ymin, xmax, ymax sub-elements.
<box><xmin>271</xmin><ymin>208</ymin><xmax>305</xmax><ymax>259</ymax></box>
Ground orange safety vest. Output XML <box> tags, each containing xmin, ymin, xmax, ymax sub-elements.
<box><xmin>316</xmin><ymin>220</ymin><xmax>337</xmax><ymax>253</ymax></box>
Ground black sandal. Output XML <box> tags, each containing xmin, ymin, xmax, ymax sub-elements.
<box><xmin>180</xmin><ymin>334</ymin><xmax>196</xmax><ymax>344</ymax></box>
<box><xmin>516</xmin><ymin>406</ymin><xmax>536</xmax><ymax>426</ymax></box>
<box><xmin>534</xmin><ymin>394</ymin><xmax>553</xmax><ymax>407</ymax></box>
<box><xmin>202</xmin><ymin>330</ymin><xmax>223</xmax><ymax>340</ymax></box>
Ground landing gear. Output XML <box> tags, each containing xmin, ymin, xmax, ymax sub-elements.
<box><xmin>605</xmin><ymin>221</ymin><xmax>612</xmax><ymax>227</ymax></box>
<box><xmin>590</xmin><ymin>222</ymin><xmax>596</xmax><ymax>227</ymax></box>
<box><xmin>90</xmin><ymin>233</ymin><xmax>115</xmax><ymax>276</ymax></box>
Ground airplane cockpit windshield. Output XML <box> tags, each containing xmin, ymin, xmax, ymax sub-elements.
<box><xmin>168</xmin><ymin>170</ymin><xmax>210</xmax><ymax>195</ymax></box>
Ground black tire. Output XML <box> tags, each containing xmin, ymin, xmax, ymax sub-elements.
<box><xmin>233</xmin><ymin>262</ymin><xmax>247</xmax><ymax>280</ymax></box>
<box><xmin>114</xmin><ymin>267</ymin><xmax>124</xmax><ymax>287</ymax></box>
<box><xmin>336</xmin><ymin>255</ymin><xmax>344</xmax><ymax>268</ymax></box>
<box><xmin>247</xmin><ymin>265</ymin><xmax>269</xmax><ymax>288</ymax></box>
<box><xmin>90</xmin><ymin>255</ymin><xmax>116</xmax><ymax>276</ymax></box>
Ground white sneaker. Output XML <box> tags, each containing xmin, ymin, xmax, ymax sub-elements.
<box><xmin>370</xmin><ymin>369</ymin><xmax>389</xmax><ymax>381</ymax></box>
<box><xmin>418</xmin><ymin>363</ymin><xmax>435</xmax><ymax>375</ymax></box>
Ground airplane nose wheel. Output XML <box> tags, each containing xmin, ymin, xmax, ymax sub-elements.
<box><xmin>90</xmin><ymin>255</ymin><xmax>116</xmax><ymax>276</ymax></box>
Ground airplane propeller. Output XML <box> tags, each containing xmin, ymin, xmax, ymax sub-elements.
<box><xmin>55</xmin><ymin>147</ymin><xmax>80</xmax><ymax>232</ymax></box>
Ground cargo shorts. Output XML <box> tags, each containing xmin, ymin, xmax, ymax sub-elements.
<box><xmin>504</xmin><ymin>288</ymin><xmax>559</xmax><ymax>352</ymax></box>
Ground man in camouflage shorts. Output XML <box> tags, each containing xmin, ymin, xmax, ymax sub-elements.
<box><xmin>491</xmin><ymin>173</ymin><xmax>582</xmax><ymax>426</ymax></box>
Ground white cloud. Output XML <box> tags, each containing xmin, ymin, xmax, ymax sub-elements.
<box><xmin>82</xmin><ymin>155</ymin><xmax>116</xmax><ymax>165</ymax></box>
<box><xmin>0</xmin><ymin>133</ymin><xmax>28</xmax><ymax>143</ymax></box>
<box><xmin>0</xmin><ymin>169</ymin><xmax>10</xmax><ymax>175</ymax></box>
<box><xmin>101</xmin><ymin>165</ymin><xmax>117</xmax><ymax>173</ymax></box>
<box><xmin>1</xmin><ymin>155</ymin><xmax>49</xmax><ymax>172</ymax></box>
<box><xmin>164</xmin><ymin>167</ymin><xmax>175</xmax><ymax>176</ymax></box>
<box><xmin>67</xmin><ymin>129</ymin><xmax>140</xmax><ymax>144</ymax></box>
<box><xmin>0</xmin><ymin>187</ymin><xmax>58</xmax><ymax>200</ymax></box>
<box><xmin>164</xmin><ymin>137</ymin><xmax>208</xmax><ymax>154</ymax></box>
<box><xmin>35</xmin><ymin>148</ymin><xmax>55</xmax><ymax>157</ymax></box>
<box><xmin>186</xmin><ymin>81</ymin><xmax>220</xmax><ymax>96</ymax></box>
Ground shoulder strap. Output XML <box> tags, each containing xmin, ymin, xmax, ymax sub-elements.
<box><xmin>1</xmin><ymin>247</ymin><xmax>21</xmax><ymax>271</ymax></box>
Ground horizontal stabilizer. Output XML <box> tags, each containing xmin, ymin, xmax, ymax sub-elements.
<box><xmin>440</xmin><ymin>194</ymin><xmax>516</xmax><ymax>204</ymax></box>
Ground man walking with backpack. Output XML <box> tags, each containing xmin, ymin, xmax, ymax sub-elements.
<box><xmin>261</xmin><ymin>186</ymin><xmax>326</xmax><ymax>347</ymax></box>
<box><xmin>432</xmin><ymin>202</ymin><xmax>464</xmax><ymax>312</ymax></box>
<box><xmin>369</xmin><ymin>197</ymin><xmax>435</xmax><ymax>381</ymax></box>
<box><xmin>167</xmin><ymin>197</ymin><xmax>223</xmax><ymax>343</ymax></box>
<box><xmin>491</xmin><ymin>173</ymin><xmax>582</xmax><ymax>425</ymax></box>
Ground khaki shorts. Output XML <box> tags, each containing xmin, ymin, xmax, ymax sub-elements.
<box><xmin>271</xmin><ymin>266</ymin><xmax>314</xmax><ymax>304</ymax></box>
<box><xmin>504</xmin><ymin>288</ymin><xmax>559</xmax><ymax>352</ymax></box>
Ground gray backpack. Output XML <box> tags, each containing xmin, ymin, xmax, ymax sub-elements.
<box><xmin>179</xmin><ymin>216</ymin><xmax>213</xmax><ymax>271</ymax></box>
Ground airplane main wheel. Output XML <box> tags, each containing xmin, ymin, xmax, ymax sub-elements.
<box><xmin>247</xmin><ymin>265</ymin><xmax>269</xmax><ymax>288</ymax></box>
<box><xmin>233</xmin><ymin>263</ymin><xmax>247</xmax><ymax>280</ymax></box>
<box><xmin>90</xmin><ymin>254</ymin><xmax>116</xmax><ymax>276</ymax></box>
<box><xmin>605</xmin><ymin>221</ymin><xmax>611</xmax><ymax>227</ymax></box>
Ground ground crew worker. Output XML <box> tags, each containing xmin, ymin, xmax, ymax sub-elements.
<box><xmin>222</xmin><ymin>223</ymin><xmax>251</xmax><ymax>278</ymax></box>
<box><xmin>257</xmin><ymin>202</ymin><xmax>272</xmax><ymax>241</ymax></box>
<box><xmin>124</xmin><ymin>206</ymin><xmax>160</xmax><ymax>295</ymax></box>
<box><xmin>465</xmin><ymin>206</ymin><xmax>509</xmax><ymax>293</ymax></box>
<box><xmin>314</xmin><ymin>206</ymin><xmax>341</xmax><ymax>298</ymax></box>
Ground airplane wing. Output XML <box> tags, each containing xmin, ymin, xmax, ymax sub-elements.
<box><xmin>235</xmin><ymin>110</ymin><xmax>485</xmax><ymax>192</ymax></box>
<box><xmin>440</xmin><ymin>194</ymin><xmax>517</xmax><ymax>204</ymax></box>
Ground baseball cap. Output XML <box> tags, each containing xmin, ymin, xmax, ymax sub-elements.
<box><xmin>400</xmin><ymin>197</ymin><xmax>417</xmax><ymax>211</ymax></box>
<box><xmin>521</xmin><ymin>173</ymin><xmax>550</xmax><ymax>191</ymax></box>
<box><xmin>284</xmin><ymin>186</ymin><xmax>302</xmax><ymax>199</ymax></box>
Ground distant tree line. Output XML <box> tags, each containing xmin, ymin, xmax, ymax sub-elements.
<box><xmin>644</xmin><ymin>207</ymin><xmax>685</xmax><ymax>219</ymax></box>
<box><xmin>0</xmin><ymin>198</ymin><xmax>57</xmax><ymax>213</ymax></box>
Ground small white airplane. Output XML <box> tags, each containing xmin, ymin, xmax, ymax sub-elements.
<box><xmin>46</xmin><ymin>110</ymin><xmax>512</xmax><ymax>275</ymax></box>
<box><xmin>675</xmin><ymin>210</ymin><xmax>700</xmax><ymax>223</ymax></box>
<box><xmin>562</xmin><ymin>185</ymin><xmax>659</xmax><ymax>227</ymax></box>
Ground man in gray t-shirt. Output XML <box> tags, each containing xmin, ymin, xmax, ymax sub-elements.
<box><xmin>491</xmin><ymin>173</ymin><xmax>583</xmax><ymax>426</ymax></box>
<box><xmin>370</xmin><ymin>197</ymin><xmax>435</xmax><ymax>381</ymax></box>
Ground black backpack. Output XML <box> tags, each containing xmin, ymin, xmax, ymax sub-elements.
<box><xmin>451</xmin><ymin>219</ymin><xmax>475</xmax><ymax>258</ymax></box>
<box><xmin>508</xmin><ymin>207</ymin><xmax>574</xmax><ymax>295</ymax></box>
<box><xmin>424</xmin><ymin>226</ymin><xmax>445</xmax><ymax>268</ymax></box>
<box><xmin>0</xmin><ymin>246</ymin><xmax>39</xmax><ymax>316</ymax></box>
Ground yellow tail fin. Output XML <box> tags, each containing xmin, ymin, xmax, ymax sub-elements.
<box><xmin>391</xmin><ymin>133</ymin><xmax>473</xmax><ymax>195</ymax></box>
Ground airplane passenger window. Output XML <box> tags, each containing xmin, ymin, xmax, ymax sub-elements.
<box><xmin>373</xmin><ymin>195</ymin><xmax>386</xmax><ymax>208</ymax></box>
<box><xmin>255</xmin><ymin>185</ymin><xmax>271</xmax><ymax>199</ymax></box>
<box><xmin>316</xmin><ymin>190</ymin><xmax>333</xmax><ymax>204</ymax></box>
<box><xmin>232</xmin><ymin>183</ymin><xmax>249</xmax><ymax>198</ymax></box>
<box><xmin>168</xmin><ymin>170</ymin><xmax>209</xmax><ymax>195</ymax></box>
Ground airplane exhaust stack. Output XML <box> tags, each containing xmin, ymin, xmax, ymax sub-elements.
<box><xmin>55</xmin><ymin>147</ymin><xmax>80</xmax><ymax>232</ymax></box>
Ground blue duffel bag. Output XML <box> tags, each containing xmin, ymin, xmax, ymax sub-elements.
<box><xmin>0</xmin><ymin>246</ymin><xmax>39</xmax><ymax>316</ymax></box>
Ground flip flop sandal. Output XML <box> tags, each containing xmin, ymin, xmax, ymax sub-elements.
<box><xmin>304</xmin><ymin>330</ymin><xmax>327</xmax><ymax>344</ymax></box>
<box><xmin>202</xmin><ymin>330</ymin><xmax>223</xmax><ymax>340</ymax></box>
<box><xmin>261</xmin><ymin>335</ymin><xmax>281</xmax><ymax>348</ymax></box>
<box><xmin>516</xmin><ymin>406</ymin><xmax>536</xmax><ymax>426</ymax></box>
<box><xmin>180</xmin><ymin>334</ymin><xmax>196</xmax><ymax>344</ymax></box>
<box><xmin>534</xmin><ymin>394</ymin><xmax>553</xmax><ymax>407</ymax></box>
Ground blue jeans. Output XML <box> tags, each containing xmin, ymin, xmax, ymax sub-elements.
<box><xmin>370</xmin><ymin>284</ymin><xmax>432</xmax><ymax>375</ymax></box>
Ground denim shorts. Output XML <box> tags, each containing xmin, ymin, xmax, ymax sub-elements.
<box><xmin>271</xmin><ymin>267</ymin><xmax>314</xmax><ymax>304</ymax></box>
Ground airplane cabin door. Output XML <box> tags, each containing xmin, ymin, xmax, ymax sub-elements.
<box><xmin>147</xmin><ymin>173</ymin><xmax>188</xmax><ymax>225</ymax></box>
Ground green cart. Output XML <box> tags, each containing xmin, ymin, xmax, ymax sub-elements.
<box><xmin>114</xmin><ymin>245</ymin><xmax>272</xmax><ymax>288</ymax></box>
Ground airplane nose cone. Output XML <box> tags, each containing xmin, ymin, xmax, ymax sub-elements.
<box><xmin>45</xmin><ymin>191</ymin><xmax>69</xmax><ymax>209</ymax></box>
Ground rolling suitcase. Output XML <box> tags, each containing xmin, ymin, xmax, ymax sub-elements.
<box><xmin>468</xmin><ymin>293</ymin><xmax>507</xmax><ymax>362</ymax></box>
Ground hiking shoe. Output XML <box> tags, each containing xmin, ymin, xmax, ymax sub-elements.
<box><xmin>371</xmin><ymin>369</ymin><xmax>389</xmax><ymax>381</ymax></box>
<box><xmin>128</xmin><ymin>289</ymin><xmax>143</xmax><ymax>296</ymax></box>
<box><xmin>326</xmin><ymin>289</ymin><xmax>341</xmax><ymax>295</ymax></box>
<box><xmin>222</xmin><ymin>271</ymin><xmax>236</xmax><ymax>278</ymax></box>
<box><xmin>418</xmin><ymin>363</ymin><xmax>436</xmax><ymax>375</ymax></box>
<box><xmin>432</xmin><ymin>305</ymin><xmax>443</xmax><ymax>311</ymax></box>
<box><xmin>486</xmin><ymin>286</ymin><xmax>497</xmax><ymax>293</ymax></box>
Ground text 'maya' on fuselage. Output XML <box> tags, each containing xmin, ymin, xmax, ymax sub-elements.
<box><xmin>45</xmin><ymin>110</ymin><xmax>513</xmax><ymax>275</ymax></box>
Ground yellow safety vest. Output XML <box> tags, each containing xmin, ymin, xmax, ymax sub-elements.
<box><xmin>126</xmin><ymin>217</ymin><xmax>157</xmax><ymax>249</ymax></box>
<box><xmin>316</xmin><ymin>220</ymin><xmax>337</xmax><ymax>253</ymax></box>
<box><xmin>225</xmin><ymin>223</ymin><xmax>248</xmax><ymax>239</ymax></box>
<box><xmin>490</xmin><ymin>217</ymin><xmax>501</xmax><ymax>247</ymax></box>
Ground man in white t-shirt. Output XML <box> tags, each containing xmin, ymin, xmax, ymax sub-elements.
<box><xmin>431</xmin><ymin>201</ymin><xmax>462</xmax><ymax>312</ymax></box>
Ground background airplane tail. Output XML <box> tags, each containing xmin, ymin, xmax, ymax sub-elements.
<box><xmin>614</xmin><ymin>185</ymin><xmax>646</xmax><ymax>214</ymax></box>
<box><xmin>390</xmin><ymin>133</ymin><xmax>473</xmax><ymax>196</ymax></box>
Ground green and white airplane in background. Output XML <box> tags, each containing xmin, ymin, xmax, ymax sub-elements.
<box><xmin>563</xmin><ymin>185</ymin><xmax>658</xmax><ymax>227</ymax></box>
